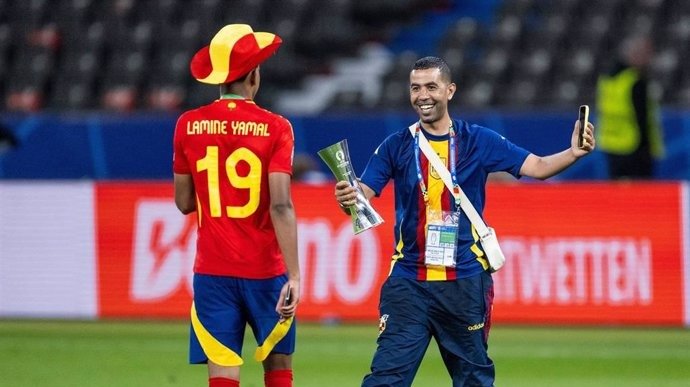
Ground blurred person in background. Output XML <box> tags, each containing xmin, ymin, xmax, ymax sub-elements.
<box><xmin>173</xmin><ymin>24</ymin><xmax>299</xmax><ymax>387</ymax></box>
<box><xmin>334</xmin><ymin>56</ymin><xmax>595</xmax><ymax>387</ymax></box>
<box><xmin>596</xmin><ymin>34</ymin><xmax>665</xmax><ymax>179</ymax></box>
<box><xmin>292</xmin><ymin>153</ymin><xmax>331</xmax><ymax>185</ymax></box>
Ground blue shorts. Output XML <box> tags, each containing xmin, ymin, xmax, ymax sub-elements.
<box><xmin>189</xmin><ymin>274</ymin><xmax>296</xmax><ymax>365</ymax></box>
<box><xmin>362</xmin><ymin>272</ymin><xmax>495</xmax><ymax>387</ymax></box>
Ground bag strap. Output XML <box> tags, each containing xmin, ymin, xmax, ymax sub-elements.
<box><xmin>408</xmin><ymin>123</ymin><xmax>491</xmax><ymax>238</ymax></box>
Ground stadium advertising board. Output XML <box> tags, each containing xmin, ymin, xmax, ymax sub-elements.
<box><xmin>487</xmin><ymin>182</ymin><xmax>688</xmax><ymax>325</ymax></box>
<box><xmin>96</xmin><ymin>183</ymin><xmax>396</xmax><ymax>320</ymax></box>
<box><xmin>94</xmin><ymin>182</ymin><xmax>689</xmax><ymax>326</ymax></box>
<box><xmin>0</xmin><ymin>182</ymin><xmax>97</xmax><ymax>318</ymax></box>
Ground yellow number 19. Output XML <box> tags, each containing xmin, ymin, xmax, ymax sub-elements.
<box><xmin>196</xmin><ymin>146</ymin><xmax>262</xmax><ymax>218</ymax></box>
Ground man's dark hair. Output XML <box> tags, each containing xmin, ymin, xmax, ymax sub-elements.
<box><xmin>412</xmin><ymin>56</ymin><xmax>452</xmax><ymax>82</ymax></box>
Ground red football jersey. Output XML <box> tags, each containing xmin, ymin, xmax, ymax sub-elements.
<box><xmin>173</xmin><ymin>98</ymin><xmax>294</xmax><ymax>278</ymax></box>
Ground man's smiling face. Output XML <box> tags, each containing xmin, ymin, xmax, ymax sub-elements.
<box><xmin>409</xmin><ymin>67</ymin><xmax>456</xmax><ymax>124</ymax></box>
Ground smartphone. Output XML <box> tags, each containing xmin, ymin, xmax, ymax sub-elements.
<box><xmin>578</xmin><ymin>105</ymin><xmax>589</xmax><ymax>149</ymax></box>
<box><xmin>283</xmin><ymin>285</ymin><xmax>292</xmax><ymax>306</ymax></box>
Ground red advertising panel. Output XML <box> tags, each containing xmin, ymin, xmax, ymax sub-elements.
<box><xmin>487</xmin><ymin>182</ymin><xmax>686</xmax><ymax>326</ymax></box>
<box><xmin>97</xmin><ymin>183</ymin><xmax>193</xmax><ymax>318</ymax></box>
<box><xmin>96</xmin><ymin>183</ymin><xmax>395</xmax><ymax>320</ymax></box>
<box><xmin>284</xmin><ymin>185</ymin><xmax>395</xmax><ymax>321</ymax></box>
<box><xmin>96</xmin><ymin>182</ymin><xmax>686</xmax><ymax>325</ymax></box>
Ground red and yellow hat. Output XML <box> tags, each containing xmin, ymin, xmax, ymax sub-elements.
<box><xmin>190</xmin><ymin>24</ymin><xmax>282</xmax><ymax>85</ymax></box>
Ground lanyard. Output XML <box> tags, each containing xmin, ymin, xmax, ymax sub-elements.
<box><xmin>413</xmin><ymin>121</ymin><xmax>462</xmax><ymax>208</ymax></box>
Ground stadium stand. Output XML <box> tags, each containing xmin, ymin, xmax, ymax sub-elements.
<box><xmin>0</xmin><ymin>0</ymin><xmax>687</xmax><ymax>112</ymax></box>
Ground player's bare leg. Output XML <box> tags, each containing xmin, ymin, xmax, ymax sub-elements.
<box><xmin>207</xmin><ymin>361</ymin><xmax>240</xmax><ymax>387</ymax></box>
<box><xmin>263</xmin><ymin>353</ymin><xmax>293</xmax><ymax>387</ymax></box>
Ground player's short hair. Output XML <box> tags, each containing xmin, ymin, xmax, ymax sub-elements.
<box><xmin>412</xmin><ymin>56</ymin><xmax>452</xmax><ymax>82</ymax></box>
<box><xmin>219</xmin><ymin>67</ymin><xmax>256</xmax><ymax>93</ymax></box>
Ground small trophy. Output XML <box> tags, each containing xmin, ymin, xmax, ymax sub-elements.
<box><xmin>318</xmin><ymin>140</ymin><xmax>384</xmax><ymax>234</ymax></box>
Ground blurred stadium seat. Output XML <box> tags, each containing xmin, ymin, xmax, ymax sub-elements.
<box><xmin>0</xmin><ymin>0</ymin><xmax>687</xmax><ymax>112</ymax></box>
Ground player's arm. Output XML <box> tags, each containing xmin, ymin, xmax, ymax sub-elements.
<box><xmin>519</xmin><ymin>119</ymin><xmax>595</xmax><ymax>180</ymax></box>
<box><xmin>334</xmin><ymin>180</ymin><xmax>375</xmax><ymax>215</ymax></box>
<box><xmin>268</xmin><ymin>171</ymin><xmax>300</xmax><ymax>318</ymax></box>
<box><xmin>174</xmin><ymin>173</ymin><xmax>196</xmax><ymax>214</ymax></box>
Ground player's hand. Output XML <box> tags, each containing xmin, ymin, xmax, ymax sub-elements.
<box><xmin>571</xmin><ymin>120</ymin><xmax>595</xmax><ymax>157</ymax></box>
<box><xmin>276</xmin><ymin>280</ymin><xmax>299</xmax><ymax>321</ymax></box>
<box><xmin>335</xmin><ymin>180</ymin><xmax>357</xmax><ymax>208</ymax></box>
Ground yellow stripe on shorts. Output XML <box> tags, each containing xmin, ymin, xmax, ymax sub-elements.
<box><xmin>190</xmin><ymin>302</ymin><xmax>244</xmax><ymax>366</ymax></box>
<box><xmin>254</xmin><ymin>316</ymin><xmax>294</xmax><ymax>362</ymax></box>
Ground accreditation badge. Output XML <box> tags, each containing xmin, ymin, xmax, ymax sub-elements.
<box><xmin>424</xmin><ymin>211</ymin><xmax>459</xmax><ymax>267</ymax></box>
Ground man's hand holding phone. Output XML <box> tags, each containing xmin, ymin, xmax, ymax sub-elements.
<box><xmin>578</xmin><ymin>105</ymin><xmax>589</xmax><ymax>149</ymax></box>
<box><xmin>573</xmin><ymin>104</ymin><xmax>595</xmax><ymax>155</ymax></box>
<box><xmin>277</xmin><ymin>282</ymin><xmax>298</xmax><ymax>322</ymax></box>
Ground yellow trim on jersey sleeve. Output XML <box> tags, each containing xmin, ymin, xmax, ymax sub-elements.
<box><xmin>190</xmin><ymin>303</ymin><xmax>244</xmax><ymax>366</ymax></box>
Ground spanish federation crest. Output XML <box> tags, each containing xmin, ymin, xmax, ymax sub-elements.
<box><xmin>430</xmin><ymin>155</ymin><xmax>447</xmax><ymax>180</ymax></box>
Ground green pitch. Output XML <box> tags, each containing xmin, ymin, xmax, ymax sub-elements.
<box><xmin>1</xmin><ymin>320</ymin><xmax>689</xmax><ymax>386</ymax></box>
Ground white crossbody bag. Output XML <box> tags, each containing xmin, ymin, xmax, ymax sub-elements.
<box><xmin>408</xmin><ymin>124</ymin><xmax>506</xmax><ymax>272</ymax></box>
